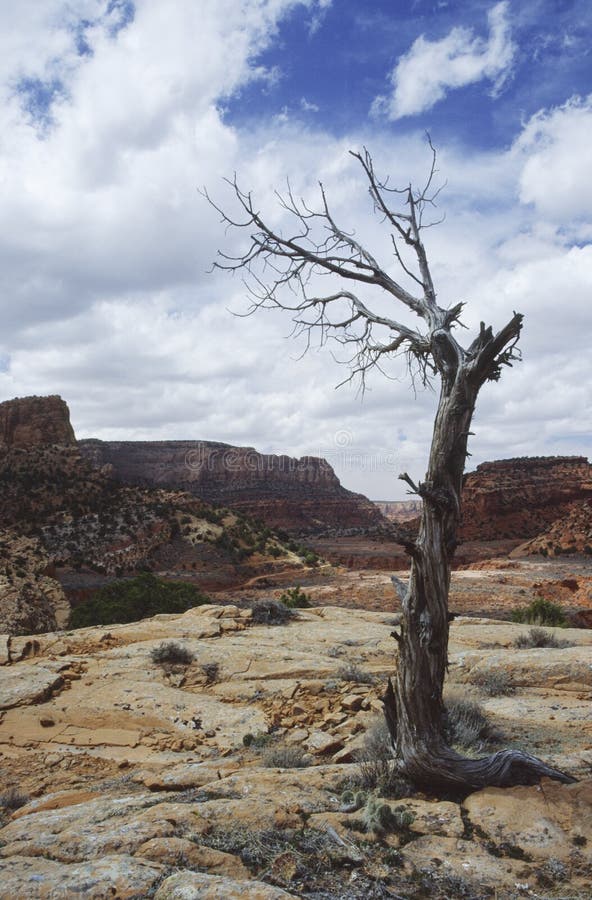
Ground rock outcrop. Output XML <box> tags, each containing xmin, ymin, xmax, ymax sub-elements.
<box><xmin>460</xmin><ymin>456</ymin><xmax>592</xmax><ymax>541</ymax></box>
<box><xmin>0</xmin><ymin>531</ymin><xmax>68</xmax><ymax>635</ymax></box>
<box><xmin>0</xmin><ymin>395</ymin><xmax>75</xmax><ymax>447</ymax></box>
<box><xmin>79</xmin><ymin>439</ymin><xmax>384</xmax><ymax>532</ymax></box>
<box><xmin>512</xmin><ymin>501</ymin><xmax>592</xmax><ymax>558</ymax></box>
<box><xmin>0</xmin><ymin>604</ymin><xmax>591</xmax><ymax>897</ymax></box>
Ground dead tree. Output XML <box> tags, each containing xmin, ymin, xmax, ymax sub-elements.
<box><xmin>206</xmin><ymin>145</ymin><xmax>575</xmax><ymax>793</ymax></box>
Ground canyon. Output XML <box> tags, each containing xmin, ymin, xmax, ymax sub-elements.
<box><xmin>1</xmin><ymin>394</ymin><xmax>592</xmax><ymax>897</ymax></box>
<box><xmin>78</xmin><ymin>438</ymin><xmax>384</xmax><ymax>531</ymax></box>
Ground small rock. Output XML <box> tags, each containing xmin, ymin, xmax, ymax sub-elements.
<box><xmin>341</xmin><ymin>694</ymin><xmax>363</xmax><ymax>711</ymax></box>
<box><xmin>305</xmin><ymin>731</ymin><xmax>344</xmax><ymax>756</ymax></box>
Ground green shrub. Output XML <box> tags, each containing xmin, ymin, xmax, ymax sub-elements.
<box><xmin>510</xmin><ymin>597</ymin><xmax>567</xmax><ymax>627</ymax></box>
<box><xmin>279</xmin><ymin>585</ymin><xmax>311</xmax><ymax>608</ymax></box>
<box><xmin>68</xmin><ymin>574</ymin><xmax>210</xmax><ymax>628</ymax></box>
<box><xmin>242</xmin><ymin>731</ymin><xmax>274</xmax><ymax>748</ymax></box>
<box><xmin>249</xmin><ymin>599</ymin><xmax>295</xmax><ymax>625</ymax></box>
<box><xmin>150</xmin><ymin>641</ymin><xmax>194</xmax><ymax>666</ymax></box>
<box><xmin>362</xmin><ymin>796</ymin><xmax>414</xmax><ymax>835</ymax></box>
<box><xmin>513</xmin><ymin>627</ymin><xmax>573</xmax><ymax>649</ymax></box>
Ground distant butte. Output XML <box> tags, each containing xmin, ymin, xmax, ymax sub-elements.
<box><xmin>0</xmin><ymin>395</ymin><xmax>75</xmax><ymax>447</ymax></box>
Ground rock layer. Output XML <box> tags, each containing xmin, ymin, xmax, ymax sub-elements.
<box><xmin>460</xmin><ymin>456</ymin><xmax>592</xmax><ymax>541</ymax></box>
<box><xmin>79</xmin><ymin>439</ymin><xmax>384</xmax><ymax>532</ymax></box>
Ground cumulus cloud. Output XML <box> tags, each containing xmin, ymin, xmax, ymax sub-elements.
<box><xmin>515</xmin><ymin>95</ymin><xmax>592</xmax><ymax>225</ymax></box>
<box><xmin>0</xmin><ymin>1</ymin><xmax>590</xmax><ymax>499</ymax></box>
<box><xmin>373</xmin><ymin>1</ymin><xmax>515</xmax><ymax>120</ymax></box>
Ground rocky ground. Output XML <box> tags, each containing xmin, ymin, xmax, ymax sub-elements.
<box><xmin>1</xmin><ymin>569</ymin><xmax>592</xmax><ymax>899</ymax></box>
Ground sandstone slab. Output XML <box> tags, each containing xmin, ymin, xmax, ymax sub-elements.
<box><xmin>135</xmin><ymin>837</ymin><xmax>249</xmax><ymax>879</ymax></box>
<box><xmin>400</xmin><ymin>835</ymin><xmax>529</xmax><ymax>891</ymax></box>
<box><xmin>0</xmin><ymin>854</ymin><xmax>163</xmax><ymax>899</ymax></box>
<box><xmin>154</xmin><ymin>871</ymin><xmax>299</xmax><ymax>899</ymax></box>
<box><xmin>0</xmin><ymin>665</ymin><xmax>63</xmax><ymax>710</ymax></box>
<box><xmin>463</xmin><ymin>778</ymin><xmax>592</xmax><ymax>863</ymax></box>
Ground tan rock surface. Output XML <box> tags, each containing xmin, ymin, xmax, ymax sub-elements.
<box><xmin>1</xmin><ymin>602</ymin><xmax>592</xmax><ymax>897</ymax></box>
<box><xmin>0</xmin><ymin>855</ymin><xmax>164</xmax><ymax>898</ymax></box>
<box><xmin>153</xmin><ymin>871</ymin><xmax>299</xmax><ymax>899</ymax></box>
<box><xmin>463</xmin><ymin>779</ymin><xmax>592</xmax><ymax>862</ymax></box>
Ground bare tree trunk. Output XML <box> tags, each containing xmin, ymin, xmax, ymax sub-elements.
<box><xmin>384</xmin><ymin>371</ymin><xmax>576</xmax><ymax>793</ymax></box>
<box><xmin>210</xmin><ymin>146</ymin><xmax>576</xmax><ymax>794</ymax></box>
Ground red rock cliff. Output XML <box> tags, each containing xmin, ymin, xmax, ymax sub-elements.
<box><xmin>79</xmin><ymin>439</ymin><xmax>384</xmax><ymax>532</ymax></box>
<box><xmin>0</xmin><ymin>395</ymin><xmax>76</xmax><ymax>447</ymax></box>
<box><xmin>460</xmin><ymin>456</ymin><xmax>592</xmax><ymax>541</ymax></box>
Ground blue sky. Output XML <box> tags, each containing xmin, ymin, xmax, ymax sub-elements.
<box><xmin>0</xmin><ymin>0</ymin><xmax>590</xmax><ymax>498</ymax></box>
<box><xmin>226</xmin><ymin>0</ymin><xmax>591</xmax><ymax>147</ymax></box>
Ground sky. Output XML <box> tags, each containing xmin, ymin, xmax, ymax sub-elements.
<box><xmin>0</xmin><ymin>0</ymin><xmax>591</xmax><ymax>499</ymax></box>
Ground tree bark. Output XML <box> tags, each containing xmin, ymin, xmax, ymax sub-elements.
<box><xmin>384</xmin><ymin>368</ymin><xmax>576</xmax><ymax>793</ymax></box>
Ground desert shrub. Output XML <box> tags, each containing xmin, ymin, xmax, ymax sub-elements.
<box><xmin>68</xmin><ymin>574</ymin><xmax>210</xmax><ymax>628</ymax></box>
<box><xmin>201</xmin><ymin>661</ymin><xmax>220</xmax><ymax>683</ymax></box>
<box><xmin>0</xmin><ymin>787</ymin><xmax>29</xmax><ymax>811</ymax></box>
<box><xmin>353</xmin><ymin>717</ymin><xmax>413</xmax><ymax>798</ymax></box>
<box><xmin>242</xmin><ymin>731</ymin><xmax>274</xmax><ymax>748</ymax></box>
<box><xmin>249</xmin><ymin>599</ymin><xmax>295</xmax><ymax>625</ymax></box>
<box><xmin>471</xmin><ymin>669</ymin><xmax>515</xmax><ymax>696</ymax></box>
<box><xmin>200</xmin><ymin>824</ymin><xmax>333</xmax><ymax>874</ymax></box>
<box><xmin>513</xmin><ymin>627</ymin><xmax>573</xmax><ymax>649</ymax></box>
<box><xmin>261</xmin><ymin>744</ymin><xmax>310</xmax><ymax>768</ymax></box>
<box><xmin>150</xmin><ymin>641</ymin><xmax>194</xmax><ymax>666</ymax></box>
<box><xmin>337</xmin><ymin>662</ymin><xmax>375</xmax><ymax>684</ymax></box>
<box><xmin>510</xmin><ymin>597</ymin><xmax>567</xmax><ymax>627</ymax></box>
<box><xmin>279</xmin><ymin>585</ymin><xmax>311</xmax><ymax>608</ymax></box>
<box><xmin>444</xmin><ymin>697</ymin><xmax>491</xmax><ymax>751</ymax></box>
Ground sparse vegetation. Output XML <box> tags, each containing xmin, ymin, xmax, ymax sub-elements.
<box><xmin>201</xmin><ymin>661</ymin><xmax>220</xmax><ymax>683</ymax></box>
<box><xmin>510</xmin><ymin>596</ymin><xmax>567</xmax><ymax>627</ymax></box>
<box><xmin>0</xmin><ymin>786</ymin><xmax>29</xmax><ymax>811</ymax></box>
<box><xmin>278</xmin><ymin>585</ymin><xmax>311</xmax><ymax>608</ymax></box>
<box><xmin>68</xmin><ymin>573</ymin><xmax>210</xmax><ymax>628</ymax></box>
<box><xmin>444</xmin><ymin>696</ymin><xmax>492</xmax><ymax>751</ymax></box>
<box><xmin>261</xmin><ymin>744</ymin><xmax>310</xmax><ymax>768</ymax></box>
<box><xmin>513</xmin><ymin>627</ymin><xmax>573</xmax><ymax>649</ymax></box>
<box><xmin>150</xmin><ymin>641</ymin><xmax>194</xmax><ymax>666</ymax></box>
<box><xmin>361</xmin><ymin>795</ymin><xmax>414</xmax><ymax>836</ymax></box>
<box><xmin>353</xmin><ymin>718</ymin><xmax>414</xmax><ymax>798</ymax></box>
<box><xmin>249</xmin><ymin>598</ymin><xmax>295</xmax><ymax>625</ymax></box>
<box><xmin>471</xmin><ymin>670</ymin><xmax>515</xmax><ymax>696</ymax></box>
<box><xmin>337</xmin><ymin>662</ymin><xmax>375</xmax><ymax>684</ymax></box>
<box><xmin>242</xmin><ymin>731</ymin><xmax>274</xmax><ymax>749</ymax></box>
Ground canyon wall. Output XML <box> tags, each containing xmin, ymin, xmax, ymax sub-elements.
<box><xmin>460</xmin><ymin>456</ymin><xmax>592</xmax><ymax>541</ymax></box>
<box><xmin>79</xmin><ymin>439</ymin><xmax>384</xmax><ymax>531</ymax></box>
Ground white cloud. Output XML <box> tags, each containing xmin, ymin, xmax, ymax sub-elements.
<box><xmin>373</xmin><ymin>1</ymin><xmax>515</xmax><ymax>120</ymax></box>
<box><xmin>0</xmin><ymin>1</ymin><xmax>590</xmax><ymax>500</ymax></box>
<box><xmin>515</xmin><ymin>95</ymin><xmax>592</xmax><ymax>225</ymax></box>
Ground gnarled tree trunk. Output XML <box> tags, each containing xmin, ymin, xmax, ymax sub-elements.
<box><xmin>210</xmin><ymin>144</ymin><xmax>577</xmax><ymax>794</ymax></box>
<box><xmin>383</xmin><ymin>365</ymin><xmax>576</xmax><ymax>792</ymax></box>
